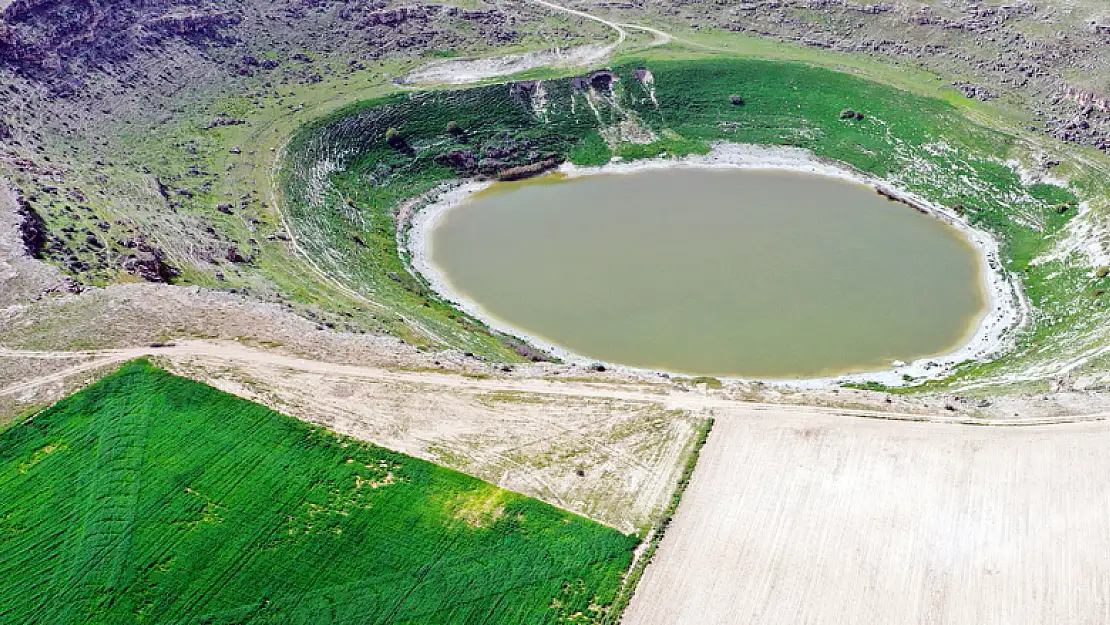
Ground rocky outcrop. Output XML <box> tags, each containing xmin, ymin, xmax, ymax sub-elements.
<box><xmin>1064</xmin><ymin>86</ymin><xmax>1110</xmax><ymax>113</ymax></box>
<box><xmin>13</xmin><ymin>193</ymin><xmax>47</xmax><ymax>257</ymax></box>
<box><xmin>0</xmin><ymin>0</ymin><xmax>240</xmax><ymax>79</ymax></box>
<box><xmin>954</xmin><ymin>81</ymin><xmax>998</xmax><ymax>102</ymax></box>
<box><xmin>143</xmin><ymin>11</ymin><xmax>240</xmax><ymax>37</ymax></box>
<box><xmin>589</xmin><ymin>70</ymin><xmax>617</xmax><ymax>91</ymax></box>
<box><xmin>436</xmin><ymin>139</ymin><xmax>561</xmax><ymax>180</ymax></box>
<box><xmin>123</xmin><ymin>238</ymin><xmax>177</xmax><ymax>283</ymax></box>
<box><xmin>495</xmin><ymin>157</ymin><xmax>562</xmax><ymax>181</ymax></box>
<box><xmin>438</xmin><ymin>149</ymin><xmax>478</xmax><ymax>171</ymax></box>
<box><xmin>225</xmin><ymin>246</ymin><xmax>249</xmax><ymax>263</ymax></box>
<box><xmin>570</xmin><ymin>70</ymin><xmax>618</xmax><ymax>92</ymax></box>
<box><xmin>205</xmin><ymin>117</ymin><xmax>248</xmax><ymax>130</ymax></box>
<box><xmin>509</xmin><ymin>80</ymin><xmax>541</xmax><ymax>104</ymax></box>
<box><xmin>363</xmin><ymin>6</ymin><xmax>438</xmax><ymax>27</ymax></box>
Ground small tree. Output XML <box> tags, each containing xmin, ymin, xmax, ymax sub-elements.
<box><xmin>446</xmin><ymin>120</ymin><xmax>464</xmax><ymax>137</ymax></box>
<box><xmin>384</xmin><ymin>127</ymin><xmax>404</xmax><ymax>148</ymax></box>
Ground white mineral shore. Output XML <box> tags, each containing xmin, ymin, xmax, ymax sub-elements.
<box><xmin>402</xmin><ymin>44</ymin><xmax>615</xmax><ymax>85</ymax></box>
<box><xmin>405</xmin><ymin>143</ymin><xmax>1028</xmax><ymax>388</ymax></box>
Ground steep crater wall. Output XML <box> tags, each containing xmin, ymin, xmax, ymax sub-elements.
<box><xmin>282</xmin><ymin>58</ymin><xmax>1105</xmax><ymax>387</ymax></box>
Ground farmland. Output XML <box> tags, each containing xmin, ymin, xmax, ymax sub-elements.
<box><xmin>623</xmin><ymin>407</ymin><xmax>1110</xmax><ymax>624</ymax></box>
<box><xmin>0</xmin><ymin>361</ymin><xmax>637</xmax><ymax>625</ymax></box>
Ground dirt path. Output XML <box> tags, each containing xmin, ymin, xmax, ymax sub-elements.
<box><xmin>3</xmin><ymin>340</ymin><xmax>1109</xmax><ymax>426</ymax></box>
<box><xmin>402</xmin><ymin>0</ymin><xmax>695</xmax><ymax>86</ymax></box>
<box><xmin>1</xmin><ymin>340</ymin><xmax>709</xmax><ymax>531</ymax></box>
<box><xmin>525</xmin><ymin>0</ymin><xmax>707</xmax><ymax>52</ymax></box>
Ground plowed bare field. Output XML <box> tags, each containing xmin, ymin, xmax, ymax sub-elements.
<box><xmin>624</xmin><ymin>408</ymin><xmax>1110</xmax><ymax>625</ymax></box>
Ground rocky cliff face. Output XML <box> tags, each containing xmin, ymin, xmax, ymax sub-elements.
<box><xmin>13</xmin><ymin>190</ymin><xmax>46</xmax><ymax>257</ymax></box>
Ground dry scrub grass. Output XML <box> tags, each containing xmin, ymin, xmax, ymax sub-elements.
<box><xmin>624</xmin><ymin>408</ymin><xmax>1110</xmax><ymax>625</ymax></box>
<box><xmin>163</xmin><ymin>353</ymin><xmax>702</xmax><ymax>532</ymax></box>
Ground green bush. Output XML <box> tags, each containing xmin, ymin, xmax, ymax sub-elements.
<box><xmin>384</xmin><ymin>126</ymin><xmax>404</xmax><ymax>148</ymax></box>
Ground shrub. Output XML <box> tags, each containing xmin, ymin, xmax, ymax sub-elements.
<box><xmin>446</xmin><ymin>120</ymin><xmax>464</xmax><ymax>137</ymax></box>
<box><xmin>1096</xmin><ymin>266</ymin><xmax>1109</xmax><ymax>279</ymax></box>
<box><xmin>384</xmin><ymin>126</ymin><xmax>404</xmax><ymax>148</ymax></box>
<box><xmin>729</xmin><ymin>94</ymin><xmax>744</xmax><ymax>106</ymax></box>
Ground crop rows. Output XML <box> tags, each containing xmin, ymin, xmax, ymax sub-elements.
<box><xmin>0</xmin><ymin>361</ymin><xmax>636</xmax><ymax>624</ymax></box>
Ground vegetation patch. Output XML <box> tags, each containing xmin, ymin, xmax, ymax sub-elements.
<box><xmin>0</xmin><ymin>361</ymin><xmax>636</xmax><ymax>624</ymax></box>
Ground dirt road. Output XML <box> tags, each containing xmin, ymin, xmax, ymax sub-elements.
<box><xmin>4</xmin><ymin>341</ymin><xmax>1110</xmax><ymax>425</ymax></box>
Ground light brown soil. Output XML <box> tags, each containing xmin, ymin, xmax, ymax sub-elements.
<box><xmin>623</xmin><ymin>408</ymin><xmax>1110</xmax><ymax>624</ymax></box>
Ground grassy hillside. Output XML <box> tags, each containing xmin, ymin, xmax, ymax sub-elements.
<box><xmin>283</xmin><ymin>57</ymin><xmax>1107</xmax><ymax>385</ymax></box>
<box><xmin>0</xmin><ymin>361</ymin><xmax>636</xmax><ymax>625</ymax></box>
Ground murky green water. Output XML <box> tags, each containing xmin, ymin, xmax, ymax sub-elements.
<box><xmin>428</xmin><ymin>169</ymin><xmax>985</xmax><ymax>378</ymax></box>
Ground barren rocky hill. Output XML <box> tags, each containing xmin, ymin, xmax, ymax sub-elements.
<box><xmin>0</xmin><ymin>0</ymin><xmax>607</xmax><ymax>289</ymax></box>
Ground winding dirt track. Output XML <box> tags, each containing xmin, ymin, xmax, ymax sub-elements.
<box><xmin>3</xmin><ymin>340</ymin><xmax>1109</xmax><ymax>426</ymax></box>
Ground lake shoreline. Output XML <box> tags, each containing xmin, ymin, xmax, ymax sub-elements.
<box><xmin>405</xmin><ymin>143</ymin><xmax>1028</xmax><ymax>388</ymax></box>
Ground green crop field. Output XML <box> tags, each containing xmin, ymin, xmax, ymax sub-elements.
<box><xmin>0</xmin><ymin>361</ymin><xmax>636</xmax><ymax>625</ymax></box>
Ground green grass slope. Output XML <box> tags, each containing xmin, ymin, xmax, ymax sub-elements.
<box><xmin>0</xmin><ymin>362</ymin><xmax>636</xmax><ymax>625</ymax></box>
